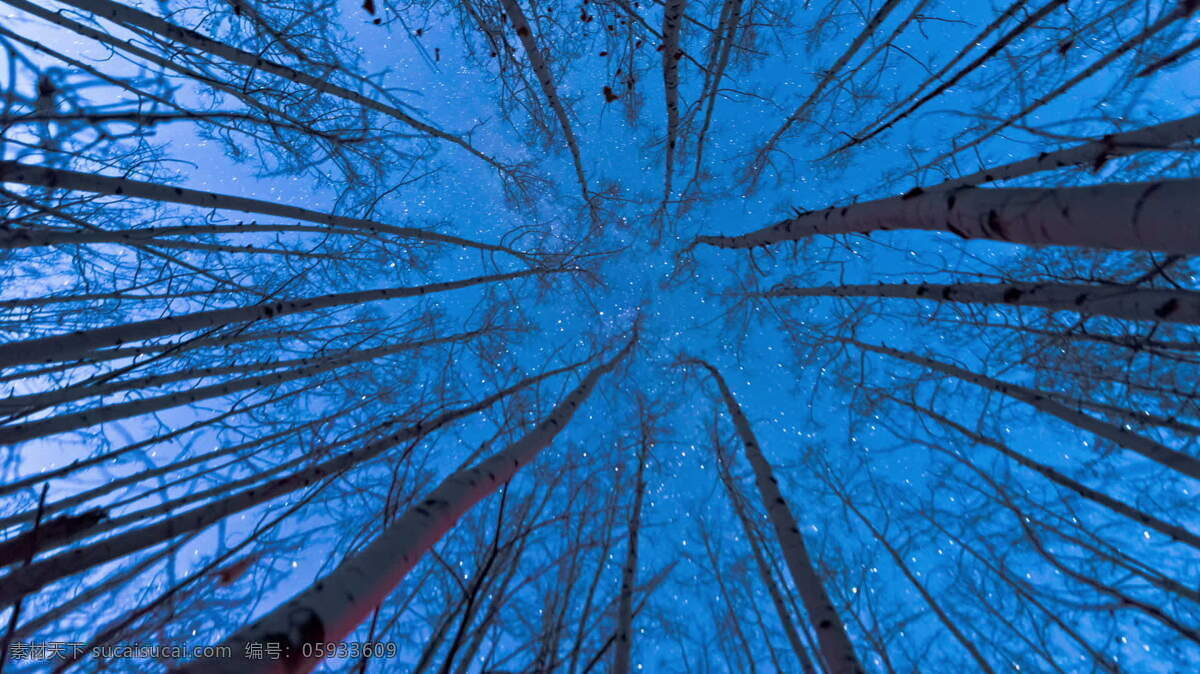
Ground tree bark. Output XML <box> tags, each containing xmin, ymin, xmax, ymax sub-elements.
<box><xmin>173</xmin><ymin>338</ymin><xmax>633</xmax><ymax>673</ymax></box>
<box><xmin>0</xmin><ymin>269</ymin><xmax>551</xmax><ymax>369</ymax></box>
<box><xmin>660</xmin><ymin>0</ymin><xmax>686</xmax><ymax>202</ymax></box>
<box><xmin>694</xmin><ymin>177</ymin><xmax>1200</xmax><ymax>254</ymax></box>
<box><xmin>0</xmin><ymin>222</ymin><xmax>366</xmax><ymax>250</ymax></box>
<box><xmin>0</xmin><ymin>359</ymin><xmax>588</xmax><ymax>608</ymax></box>
<box><xmin>0</xmin><ymin>160</ymin><xmax>524</xmax><ymax>258</ymax></box>
<box><xmin>498</xmin><ymin>0</ymin><xmax>591</xmax><ymax>210</ymax></box>
<box><xmin>612</xmin><ymin>417</ymin><xmax>650</xmax><ymax>674</ymax></box>
<box><xmin>762</xmin><ymin>280</ymin><xmax>1200</xmax><ymax>324</ymax></box>
<box><xmin>936</xmin><ymin>112</ymin><xmax>1200</xmax><ymax>189</ymax></box>
<box><xmin>714</xmin><ymin>439</ymin><xmax>816</xmax><ymax>673</ymax></box>
<box><xmin>0</xmin><ymin>330</ymin><xmax>482</xmax><ymax>445</ymax></box>
<box><xmin>685</xmin><ymin>0</ymin><xmax>744</xmax><ymax>192</ymax></box>
<box><xmin>0</xmin><ymin>408</ymin><xmax>349</xmax><ymax>533</ymax></box>
<box><xmin>689</xmin><ymin>359</ymin><xmax>864</xmax><ymax>674</ymax></box>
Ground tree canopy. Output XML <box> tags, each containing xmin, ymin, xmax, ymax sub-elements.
<box><xmin>1</xmin><ymin>0</ymin><xmax>1199</xmax><ymax>671</ymax></box>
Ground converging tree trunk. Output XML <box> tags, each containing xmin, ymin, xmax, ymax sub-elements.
<box><xmin>36</xmin><ymin>0</ymin><xmax>511</xmax><ymax>174</ymax></box>
<box><xmin>0</xmin><ymin>269</ymin><xmax>552</xmax><ymax>369</ymax></box>
<box><xmin>0</xmin><ymin>359</ymin><xmax>588</xmax><ymax>607</ymax></box>
<box><xmin>498</xmin><ymin>0</ymin><xmax>591</xmax><ymax>212</ymax></box>
<box><xmin>688</xmin><ymin>358</ymin><xmax>865</xmax><ymax>674</ymax></box>
<box><xmin>760</xmin><ymin>281</ymin><xmax>1200</xmax><ymax>325</ymax></box>
<box><xmin>660</xmin><ymin>0</ymin><xmax>686</xmax><ymax>204</ymax></box>
<box><xmin>174</xmin><ymin>338</ymin><xmax>633</xmax><ymax>673</ymax></box>
<box><xmin>612</xmin><ymin>401</ymin><xmax>651</xmax><ymax>674</ymax></box>
<box><xmin>714</xmin><ymin>433</ymin><xmax>817</xmax><ymax>674</ymax></box>
<box><xmin>695</xmin><ymin>178</ymin><xmax>1200</xmax><ymax>254</ymax></box>
<box><xmin>0</xmin><ymin>160</ymin><xmax>525</xmax><ymax>258</ymax></box>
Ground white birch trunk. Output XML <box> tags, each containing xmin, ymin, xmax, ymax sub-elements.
<box><xmin>695</xmin><ymin>177</ymin><xmax>1200</xmax><ymax>253</ymax></box>
<box><xmin>9</xmin><ymin>536</ymin><xmax>189</xmax><ymax>641</ymax></box>
<box><xmin>660</xmin><ymin>0</ymin><xmax>686</xmax><ymax>202</ymax></box>
<box><xmin>850</xmin><ymin>339</ymin><xmax>1200</xmax><ymax>481</ymax></box>
<box><xmin>48</xmin><ymin>0</ymin><xmax>508</xmax><ymax>174</ymax></box>
<box><xmin>3</xmin><ymin>361</ymin><xmax>294</xmax><ymax>413</ymax></box>
<box><xmin>691</xmin><ymin>359</ymin><xmax>864</xmax><ymax>674</ymax></box>
<box><xmin>763</xmin><ymin>281</ymin><xmax>1200</xmax><ymax>324</ymax></box>
<box><xmin>0</xmin><ymin>331</ymin><xmax>481</xmax><ymax>444</ymax></box>
<box><xmin>0</xmin><ymin>329</ymin><xmax>316</xmax><ymax>383</ymax></box>
<box><xmin>0</xmin><ymin>410</ymin><xmax>345</xmax><ymax>533</ymax></box>
<box><xmin>0</xmin><ymin>160</ymin><xmax>523</xmax><ymax>257</ymax></box>
<box><xmin>0</xmin><ymin>222</ymin><xmax>364</xmax><ymax>250</ymax></box>
<box><xmin>0</xmin><ymin>359</ymin><xmax>587</xmax><ymax>608</ymax></box>
<box><xmin>0</xmin><ymin>388</ymin><xmax>305</xmax><ymax>501</ymax></box>
<box><xmin>174</xmin><ymin>340</ymin><xmax>633</xmax><ymax>673</ymax></box>
<box><xmin>936</xmin><ymin>112</ymin><xmax>1200</xmax><ymax>189</ymax></box>
<box><xmin>2</xmin><ymin>331</ymin><xmax>478</xmax><ymax>412</ymax></box>
<box><xmin>612</xmin><ymin>430</ymin><xmax>649</xmax><ymax>674</ymax></box>
<box><xmin>498</xmin><ymin>0</ymin><xmax>591</xmax><ymax>209</ymax></box>
<box><xmin>0</xmin><ymin>269</ymin><xmax>548</xmax><ymax>369</ymax></box>
<box><xmin>716</xmin><ymin>445</ymin><xmax>816</xmax><ymax>673</ymax></box>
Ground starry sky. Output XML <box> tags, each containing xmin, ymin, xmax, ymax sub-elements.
<box><xmin>3</xmin><ymin>0</ymin><xmax>1200</xmax><ymax>671</ymax></box>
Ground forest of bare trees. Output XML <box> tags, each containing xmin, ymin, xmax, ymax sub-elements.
<box><xmin>1</xmin><ymin>0</ymin><xmax>1198</xmax><ymax>671</ymax></box>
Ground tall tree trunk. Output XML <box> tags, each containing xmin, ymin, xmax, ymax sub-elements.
<box><xmin>498</xmin><ymin>0</ymin><xmax>591</xmax><ymax>212</ymax></box>
<box><xmin>0</xmin><ymin>328</ymin><xmax>316</xmax><ymax>386</ymax></box>
<box><xmin>0</xmin><ymin>385</ymin><xmax>315</xmax><ymax>500</ymax></box>
<box><xmin>660</xmin><ymin>0</ymin><xmax>686</xmax><ymax>204</ymax></box>
<box><xmin>0</xmin><ymin>407</ymin><xmax>350</xmax><ymax>532</ymax></box>
<box><xmin>0</xmin><ymin>330</ymin><xmax>482</xmax><ymax>444</ymax></box>
<box><xmin>612</xmin><ymin>412</ymin><xmax>650</xmax><ymax>674</ymax></box>
<box><xmin>0</xmin><ymin>160</ymin><xmax>524</xmax><ymax>257</ymax></box>
<box><xmin>175</xmin><ymin>338</ymin><xmax>633</xmax><ymax>673</ymax></box>
<box><xmin>694</xmin><ymin>177</ymin><xmax>1200</xmax><ymax>254</ymax></box>
<box><xmin>688</xmin><ymin>359</ymin><xmax>865</xmax><ymax>674</ymax></box>
<box><xmin>0</xmin><ymin>269</ymin><xmax>551</xmax><ymax>369</ymax></box>
<box><xmin>834</xmin><ymin>0</ymin><xmax>1057</xmax><ymax>155</ymax></box>
<box><xmin>0</xmin><ymin>359</ymin><xmax>587</xmax><ymax>607</ymax></box>
<box><xmin>761</xmin><ymin>280</ymin><xmax>1200</xmax><ymax>324</ymax></box>
<box><xmin>0</xmin><ymin>222</ymin><xmax>367</xmax><ymax>250</ymax></box>
<box><xmin>935</xmin><ymin>112</ymin><xmax>1200</xmax><ymax>189</ymax></box>
<box><xmin>921</xmin><ymin>4</ymin><xmax>1196</xmax><ymax>172</ymax></box>
<box><xmin>684</xmin><ymin>0</ymin><xmax>744</xmax><ymax>194</ymax></box>
<box><xmin>714</xmin><ymin>438</ymin><xmax>816</xmax><ymax>673</ymax></box>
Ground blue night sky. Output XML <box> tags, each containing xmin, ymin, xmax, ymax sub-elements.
<box><xmin>2</xmin><ymin>0</ymin><xmax>1199</xmax><ymax>672</ymax></box>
